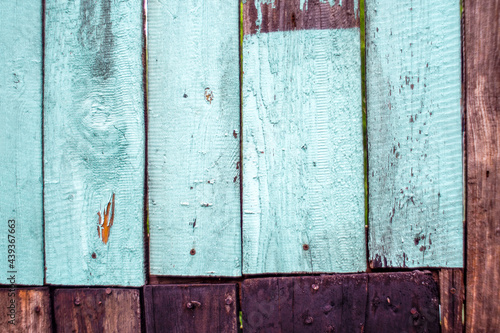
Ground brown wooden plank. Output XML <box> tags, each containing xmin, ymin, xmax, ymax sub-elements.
<box><xmin>54</xmin><ymin>288</ymin><xmax>141</xmax><ymax>333</ymax></box>
<box><xmin>0</xmin><ymin>288</ymin><xmax>51</xmax><ymax>332</ymax></box>
<box><xmin>465</xmin><ymin>0</ymin><xmax>500</xmax><ymax>331</ymax></box>
<box><xmin>241</xmin><ymin>275</ymin><xmax>368</xmax><ymax>332</ymax></box>
<box><xmin>440</xmin><ymin>269</ymin><xmax>464</xmax><ymax>333</ymax></box>
<box><xmin>243</xmin><ymin>0</ymin><xmax>359</xmax><ymax>35</ymax></box>
<box><xmin>366</xmin><ymin>271</ymin><xmax>440</xmax><ymax>333</ymax></box>
<box><xmin>144</xmin><ymin>284</ymin><xmax>238</xmax><ymax>333</ymax></box>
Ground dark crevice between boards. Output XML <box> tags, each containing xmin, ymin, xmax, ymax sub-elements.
<box><xmin>42</xmin><ymin>0</ymin><xmax>47</xmax><ymax>286</ymax></box>
<box><xmin>142</xmin><ymin>0</ymin><xmax>150</xmax><ymax>286</ymax></box>
<box><xmin>460</xmin><ymin>0</ymin><xmax>467</xmax><ymax>325</ymax></box>
<box><xmin>239</xmin><ymin>0</ymin><xmax>244</xmax><ymax>278</ymax></box>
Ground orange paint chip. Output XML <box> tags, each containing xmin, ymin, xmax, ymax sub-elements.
<box><xmin>97</xmin><ymin>193</ymin><xmax>115</xmax><ymax>244</ymax></box>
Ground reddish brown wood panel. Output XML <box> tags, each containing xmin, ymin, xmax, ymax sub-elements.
<box><xmin>0</xmin><ymin>288</ymin><xmax>51</xmax><ymax>332</ymax></box>
<box><xmin>144</xmin><ymin>284</ymin><xmax>238</xmax><ymax>333</ymax></box>
<box><xmin>440</xmin><ymin>269</ymin><xmax>464</xmax><ymax>333</ymax></box>
<box><xmin>465</xmin><ymin>0</ymin><xmax>500</xmax><ymax>331</ymax></box>
<box><xmin>54</xmin><ymin>288</ymin><xmax>141</xmax><ymax>333</ymax></box>
<box><xmin>243</xmin><ymin>0</ymin><xmax>359</xmax><ymax>35</ymax></box>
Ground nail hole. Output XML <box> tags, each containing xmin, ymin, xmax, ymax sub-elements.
<box><xmin>303</xmin><ymin>244</ymin><xmax>309</xmax><ymax>251</ymax></box>
<box><xmin>91</xmin><ymin>253</ymin><xmax>96</xmax><ymax>259</ymax></box>
<box><xmin>190</xmin><ymin>249</ymin><xmax>196</xmax><ymax>255</ymax></box>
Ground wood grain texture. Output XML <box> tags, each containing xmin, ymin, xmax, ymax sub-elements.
<box><xmin>44</xmin><ymin>0</ymin><xmax>145</xmax><ymax>286</ymax></box>
<box><xmin>54</xmin><ymin>288</ymin><xmax>141</xmax><ymax>332</ymax></box>
<box><xmin>440</xmin><ymin>269</ymin><xmax>464</xmax><ymax>333</ymax></box>
<box><xmin>464</xmin><ymin>0</ymin><xmax>500</xmax><ymax>331</ymax></box>
<box><xmin>144</xmin><ymin>284</ymin><xmax>238</xmax><ymax>333</ymax></box>
<box><xmin>242</xmin><ymin>0</ymin><xmax>365</xmax><ymax>274</ymax></box>
<box><xmin>0</xmin><ymin>288</ymin><xmax>52</xmax><ymax>332</ymax></box>
<box><xmin>0</xmin><ymin>1</ymin><xmax>44</xmax><ymax>285</ymax></box>
<box><xmin>147</xmin><ymin>0</ymin><xmax>241</xmax><ymax>277</ymax></box>
<box><xmin>366</xmin><ymin>0</ymin><xmax>463</xmax><ymax>268</ymax></box>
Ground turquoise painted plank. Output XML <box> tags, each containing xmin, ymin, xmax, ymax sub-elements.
<box><xmin>44</xmin><ymin>0</ymin><xmax>145</xmax><ymax>285</ymax></box>
<box><xmin>148</xmin><ymin>0</ymin><xmax>241</xmax><ymax>276</ymax></box>
<box><xmin>242</xmin><ymin>0</ymin><xmax>365</xmax><ymax>274</ymax></box>
<box><xmin>0</xmin><ymin>2</ymin><xmax>43</xmax><ymax>285</ymax></box>
<box><xmin>366</xmin><ymin>0</ymin><xmax>463</xmax><ymax>268</ymax></box>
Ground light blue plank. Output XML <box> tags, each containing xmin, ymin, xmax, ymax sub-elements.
<box><xmin>242</xmin><ymin>27</ymin><xmax>365</xmax><ymax>274</ymax></box>
<box><xmin>0</xmin><ymin>2</ymin><xmax>43</xmax><ymax>285</ymax></box>
<box><xmin>366</xmin><ymin>0</ymin><xmax>463</xmax><ymax>268</ymax></box>
<box><xmin>148</xmin><ymin>0</ymin><xmax>241</xmax><ymax>276</ymax></box>
<box><xmin>44</xmin><ymin>0</ymin><xmax>145</xmax><ymax>285</ymax></box>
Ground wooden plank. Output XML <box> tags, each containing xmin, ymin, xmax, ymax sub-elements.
<box><xmin>365</xmin><ymin>271</ymin><xmax>440</xmax><ymax>332</ymax></box>
<box><xmin>0</xmin><ymin>0</ymin><xmax>44</xmax><ymax>285</ymax></box>
<box><xmin>144</xmin><ymin>284</ymin><xmax>238</xmax><ymax>333</ymax></box>
<box><xmin>464</xmin><ymin>0</ymin><xmax>500</xmax><ymax>331</ymax></box>
<box><xmin>0</xmin><ymin>288</ymin><xmax>52</xmax><ymax>332</ymax></box>
<box><xmin>147</xmin><ymin>0</ymin><xmax>241</xmax><ymax>277</ymax></box>
<box><xmin>241</xmin><ymin>275</ymin><xmax>368</xmax><ymax>332</ymax></box>
<box><xmin>366</xmin><ymin>0</ymin><xmax>463</xmax><ymax>268</ymax></box>
<box><xmin>242</xmin><ymin>0</ymin><xmax>365</xmax><ymax>274</ymax></box>
<box><xmin>440</xmin><ymin>269</ymin><xmax>464</xmax><ymax>333</ymax></box>
<box><xmin>54</xmin><ymin>288</ymin><xmax>141</xmax><ymax>332</ymax></box>
<box><xmin>44</xmin><ymin>0</ymin><xmax>145</xmax><ymax>285</ymax></box>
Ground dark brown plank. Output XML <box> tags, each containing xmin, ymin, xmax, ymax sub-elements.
<box><xmin>440</xmin><ymin>269</ymin><xmax>464</xmax><ymax>333</ymax></box>
<box><xmin>54</xmin><ymin>288</ymin><xmax>141</xmax><ymax>333</ymax></box>
<box><xmin>465</xmin><ymin>0</ymin><xmax>500</xmax><ymax>331</ymax></box>
<box><xmin>0</xmin><ymin>288</ymin><xmax>51</xmax><ymax>332</ymax></box>
<box><xmin>366</xmin><ymin>271</ymin><xmax>440</xmax><ymax>333</ymax></box>
<box><xmin>241</xmin><ymin>274</ymin><xmax>368</xmax><ymax>332</ymax></box>
<box><xmin>144</xmin><ymin>284</ymin><xmax>238</xmax><ymax>333</ymax></box>
<box><xmin>243</xmin><ymin>0</ymin><xmax>359</xmax><ymax>35</ymax></box>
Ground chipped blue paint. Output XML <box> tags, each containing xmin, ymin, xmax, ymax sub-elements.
<box><xmin>366</xmin><ymin>0</ymin><xmax>463</xmax><ymax>268</ymax></box>
<box><xmin>0</xmin><ymin>1</ymin><xmax>43</xmax><ymax>285</ymax></box>
<box><xmin>243</xmin><ymin>28</ymin><xmax>365</xmax><ymax>274</ymax></box>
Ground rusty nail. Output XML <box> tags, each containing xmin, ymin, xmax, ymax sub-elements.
<box><xmin>304</xmin><ymin>316</ymin><xmax>314</xmax><ymax>325</ymax></box>
<box><xmin>91</xmin><ymin>252</ymin><xmax>97</xmax><ymax>259</ymax></box>
<box><xmin>410</xmin><ymin>307</ymin><xmax>419</xmax><ymax>319</ymax></box>
<box><xmin>105</xmin><ymin>288</ymin><xmax>112</xmax><ymax>295</ymax></box>
<box><xmin>187</xmin><ymin>301</ymin><xmax>201</xmax><ymax>309</ymax></box>
<box><xmin>74</xmin><ymin>298</ymin><xmax>81</xmax><ymax>306</ymax></box>
<box><xmin>450</xmin><ymin>288</ymin><xmax>456</xmax><ymax>294</ymax></box>
<box><xmin>311</xmin><ymin>284</ymin><xmax>319</xmax><ymax>291</ymax></box>
<box><xmin>303</xmin><ymin>244</ymin><xmax>309</xmax><ymax>251</ymax></box>
<box><xmin>225</xmin><ymin>296</ymin><xmax>233</xmax><ymax>305</ymax></box>
<box><xmin>386</xmin><ymin>297</ymin><xmax>391</xmax><ymax>304</ymax></box>
<box><xmin>190</xmin><ymin>249</ymin><xmax>196</xmax><ymax>255</ymax></box>
<box><xmin>35</xmin><ymin>306</ymin><xmax>41</xmax><ymax>313</ymax></box>
<box><xmin>98</xmin><ymin>301</ymin><xmax>102</xmax><ymax>305</ymax></box>
<box><xmin>187</xmin><ymin>302</ymin><xmax>194</xmax><ymax>309</ymax></box>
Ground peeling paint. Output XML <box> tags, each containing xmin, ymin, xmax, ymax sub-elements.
<box><xmin>97</xmin><ymin>193</ymin><xmax>115</xmax><ymax>244</ymax></box>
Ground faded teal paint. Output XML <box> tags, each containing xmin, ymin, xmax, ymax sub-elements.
<box><xmin>0</xmin><ymin>2</ymin><xmax>43</xmax><ymax>285</ymax></box>
<box><xmin>44</xmin><ymin>0</ymin><xmax>145</xmax><ymax>285</ymax></box>
<box><xmin>243</xmin><ymin>28</ymin><xmax>365</xmax><ymax>274</ymax></box>
<box><xmin>148</xmin><ymin>0</ymin><xmax>241</xmax><ymax>276</ymax></box>
<box><xmin>366</xmin><ymin>0</ymin><xmax>463</xmax><ymax>268</ymax></box>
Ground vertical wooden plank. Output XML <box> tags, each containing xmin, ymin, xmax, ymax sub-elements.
<box><xmin>465</xmin><ymin>0</ymin><xmax>500</xmax><ymax>331</ymax></box>
<box><xmin>242</xmin><ymin>0</ymin><xmax>365</xmax><ymax>274</ymax></box>
<box><xmin>366</xmin><ymin>0</ymin><xmax>463</xmax><ymax>268</ymax></box>
<box><xmin>144</xmin><ymin>284</ymin><xmax>238</xmax><ymax>333</ymax></box>
<box><xmin>147</xmin><ymin>0</ymin><xmax>241</xmax><ymax>277</ymax></box>
<box><xmin>0</xmin><ymin>288</ymin><xmax>52</xmax><ymax>332</ymax></box>
<box><xmin>440</xmin><ymin>269</ymin><xmax>464</xmax><ymax>333</ymax></box>
<box><xmin>44</xmin><ymin>0</ymin><xmax>145</xmax><ymax>285</ymax></box>
<box><xmin>365</xmin><ymin>271</ymin><xmax>440</xmax><ymax>333</ymax></box>
<box><xmin>54</xmin><ymin>288</ymin><xmax>141</xmax><ymax>332</ymax></box>
<box><xmin>0</xmin><ymin>1</ymin><xmax>43</xmax><ymax>285</ymax></box>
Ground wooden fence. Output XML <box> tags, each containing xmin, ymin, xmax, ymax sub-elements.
<box><xmin>0</xmin><ymin>0</ymin><xmax>498</xmax><ymax>331</ymax></box>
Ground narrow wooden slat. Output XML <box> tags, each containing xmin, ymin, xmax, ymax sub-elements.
<box><xmin>366</xmin><ymin>0</ymin><xmax>463</xmax><ymax>268</ymax></box>
<box><xmin>147</xmin><ymin>0</ymin><xmax>241</xmax><ymax>277</ymax></box>
<box><xmin>0</xmin><ymin>288</ymin><xmax>52</xmax><ymax>332</ymax></box>
<box><xmin>440</xmin><ymin>269</ymin><xmax>464</xmax><ymax>332</ymax></box>
<box><xmin>0</xmin><ymin>1</ymin><xmax>44</xmax><ymax>285</ymax></box>
<box><xmin>144</xmin><ymin>284</ymin><xmax>238</xmax><ymax>333</ymax></box>
<box><xmin>242</xmin><ymin>0</ymin><xmax>365</xmax><ymax>274</ymax></box>
<box><xmin>465</xmin><ymin>0</ymin><xmax>500</xmax><ymax>331</ymax></box>
<box><xmin>54</xmin><ymin>288</ymin><xmax>141</xmax><ymax>332</ymax></box>
<box><xmin>44</xmin><ymin>0</ymin><xmax>145</xmax><ymax>285</ymax></box>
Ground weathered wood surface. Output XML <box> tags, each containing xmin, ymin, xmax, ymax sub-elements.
<box><xmin>148</xmin><ymin>0</ymin><xmax>241</xmax><ymax>277</ymax></box>
<box><xmin>54</xmin><ymin>288</ymin><xmax>141</xmax><ymax>332</ymax></box>
<box><xmin>242</xmin><ymin>0</ymin><xmax>365</xmax><ymax>274</ymax></box>
<box><xmin>0</xmin><ymin>288</ymin><xmax>52</xmax><ymax>332</ymax></box>
<box><xmin>44</xmin><ymin>0</ymin><xmax>145</xmax><ymax>285</ymax></box>
<box><xmin>440</xmin><ymin>269</ymin><xmax>464</xmax><ymax>333</ymax></box>
<box><xmin>144</xmin><ymin>284</ymin><xmax>238</xmax><ymax>333</ymax></box>
<box><xmin>241</xmin><ymin>271</ymin><xmax>439</xmax><ymax>332</ymax></box>
<box><xmin>0</xmin><ymin>1</ymin><xmax>44</xmax><ymax>285</ymax></box>
<box><xmin>366</xmin><ymin>0</ymin><xmax>463</xmax><ymax>268</ymax></box>
<box><xmin>465</xmin><ymin>0</ymin><xmax>500</xmax><ymax>331</ymax></box>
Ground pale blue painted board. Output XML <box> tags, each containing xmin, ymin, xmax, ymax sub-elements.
<box><xmin>242</xmin><ymin>28</ymin><xmax>365</xmax><ymax>274</ymax></box>
<box><xmin>148</xmin><ymin>0</ymin><xmax>241</xmax><ymax>276</ymax></box>
<box><xmin>44</xmin><ymin>0</ymin><xmax>145</xmax><ymax>285</ymax></box>
<box><xmin>366</xmin><ymin>0</ymin><xmax>463</xmax><ymax>268</ymax></box>
<box><xmin>0</xmin><ymin>2</ymin><xmax>44</xmax><ymax>285</ymax></box>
